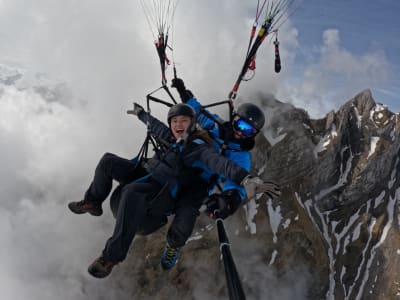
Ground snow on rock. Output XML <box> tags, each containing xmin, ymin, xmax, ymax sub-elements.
<box><xmin>266</xmin><ymin>199</ymin><xmax>282</xmax><ymax>243</ymax></box>
<box><xmin>314</xmin><ymin>123</ymin><xmax>337</xmax><ymax>156</ymax></box>
<box><xmin>367</xmin><ymin>136</ymin><xmax>379</xmax><ymax>159</ymax></box>
<box><xmin>244</xmin><ymin>199</ymin><xmax>259</xmax><ymax>234</ymax></box>
<box><xmin>264</xmin><ymin>126</ymin><xmax>287</xmax><ymax>146</ymax></box>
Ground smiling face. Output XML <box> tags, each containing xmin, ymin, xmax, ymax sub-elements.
<box><xmin>170</xmin><ymin>115</ymin><xmax>192</xmax><ymax>139</ymax></box>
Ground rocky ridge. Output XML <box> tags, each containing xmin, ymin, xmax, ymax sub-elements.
<box><xmin>107</xmin><ymin>89</ymin><xmax>400</xmax><ymax>300</ymax></box>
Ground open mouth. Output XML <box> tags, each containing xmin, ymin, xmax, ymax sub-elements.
<box><xmin>175</xmin><ymin>129</ymin><xmax>184</xmax><ymax>135</ymax></box>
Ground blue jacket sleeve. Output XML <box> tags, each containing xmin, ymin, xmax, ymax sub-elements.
<box><xmin>137</xmin><ymin>111</ymin><xmax>171</xmax><ymax>141</ymax></box>
<box><xmin>185</xmin><ymin>97</ymin><xmax>252</xmax><ymax>200</ymax></box>
<box><xmin>186</xmin><ymin>98</ymin><xmax>220</xmax><ymax>131</ymax></box>
<box><xmin>221</xmin><ymin>151</ymin><xmax>251</xmax><ymax>200</ymax></box>
<box><xmin>185</xmin><ymin>139</ymin><xmax>249</xmax><ymax>185</ymax></box>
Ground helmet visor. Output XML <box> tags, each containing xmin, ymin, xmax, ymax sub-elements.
<box><xmin>233</xmin><ymin>118</ymin><xmax>258</xmax><ymax>138</ymax></box>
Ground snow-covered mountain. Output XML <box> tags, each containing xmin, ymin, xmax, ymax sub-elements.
<box><xmin>108</xmin><ymin>90</ymin><xmax>400</xmax><ymax>300</ymax></box>
<box><xmin>251</xmin><ymin>89</ymin><xmax>400</xmax><ymax>299</ymax></box>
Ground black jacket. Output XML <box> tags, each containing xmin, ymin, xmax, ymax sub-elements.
<box><xmin>137</xmin><ymin>111</ymin><xmax>249</xmax><ymax>197</ymax></box>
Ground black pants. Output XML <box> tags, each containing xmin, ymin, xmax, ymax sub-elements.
<box><xmin>84</xmin><ymin>152</ymin><xmax>147</xmax><ymax>204</ymax></box>
<box><xmin>166</xmin><ymin>184</ymin><xmax>208</xmax><ymax>248</ymax></box>
<box><xmin>85</xmin><ymin>152</ymin><xmax>209</xmax><ymax>261</ymax></box>
<box><xmin>102</xmin><ymin>178</ymin><xmax>209</xmax><ymax>263</ymax></box>
<box><xmin>103</xmin><ymin>179</ymin><xmax>171</xmax><ymax>262</ymax></box>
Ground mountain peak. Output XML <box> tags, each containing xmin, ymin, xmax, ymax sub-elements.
<box><xmin>252</xmin><ymin>88</ymin><xmax>400</xmax><ymax>299</ymax></box>
<box><xmin>349</xmin><ymin>88</ymin><xmax>377</xmax><ymax>115</ymax></box>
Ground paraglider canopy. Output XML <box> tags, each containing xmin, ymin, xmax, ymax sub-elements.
<box><xmin>140</xmin><ymin>0</ymin><xmax>179</xmax><ymax>86</ymax></box>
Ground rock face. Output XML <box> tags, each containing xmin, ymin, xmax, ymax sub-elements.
<box><xmin>110</xmin><ymin>90</ymin><xmax>400</xmax><ymax>300</ymax></box>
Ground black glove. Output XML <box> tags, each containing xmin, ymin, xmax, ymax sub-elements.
<box><xmin>204</xmin><ymin>189</ymin><xmax>242</xmax><ymax>219</ymax></box>
<box><xmin>171</xmin><ymin>78</ymin><xmax>193</xmax><ymax>103</ymax></box>
<box><xmin>171</xmin><ymin>78</ymin><xmax>186</xmax><ymax>93</ymax></box>
<box><xmin>127</xmin><ymin>102</ymin><xmax>144</xmax><ymax>116</ymax></box>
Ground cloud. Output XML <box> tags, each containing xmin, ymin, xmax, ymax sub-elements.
<box><xmin>279</xmin><ymin>29</ymin><xmax>393</xmax><ymax>118</ymax></box>
<box><xmin>0</xmin><ymin>1</ymin><xmax>315</xmax><ymax>299</ymax></box>
<box><xmin>0</xmin><ymin>73</ymin><xmax>139</xmax><ymax>299</ymax></box>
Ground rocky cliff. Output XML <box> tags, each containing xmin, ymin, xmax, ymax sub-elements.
<box><xmin>107</xmin><ymin>90</ymin><xmax>400</xmax><ymax>300</ymax></box>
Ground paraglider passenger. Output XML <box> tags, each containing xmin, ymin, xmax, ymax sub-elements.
<box><xmin>171</xmin><ymin>77</ymin><xmax>273</xmax><ymax>219</ymax></box>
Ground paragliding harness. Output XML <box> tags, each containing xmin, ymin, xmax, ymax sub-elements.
<box><xmin>135</xmin><ymin>84</ymin><xmax>177</xmax><ymax>163</ymax></box>
<box><xmin>140</xmin><ymin>91</ymin><xmax>236</xmax><ymax>186</ymax></box>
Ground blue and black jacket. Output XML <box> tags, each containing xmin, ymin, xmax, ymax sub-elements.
<box><xmin>185</xmin><ymin>97</ymin><xmax>253</xmax><ymax>200</ymax></box>
<box><xmin>136</xmin><ymin>110</ymin><xmax>249</xmax><ymax>199</ymax></box>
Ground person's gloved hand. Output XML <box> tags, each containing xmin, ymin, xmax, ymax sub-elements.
<box><xmin>127</xmin><ymin>102</ymin><xmax>144</xmax><ymax>116</ymax></box>
<box><xmin>204</xmin><ymin>189</ymin><xmax>242</xmax><ymax>219</ymax></box>
<box><xmin>241</xmin><ymin>176</ymin><xmax>281</xmax><ymax>199</ymax></box>
<box><xmin>171</xmin><ymin>78</ymin><xmax>193</xmax><ymax>103</ymax></box>
<box><xmin>171</xmin><ymin>78</ymin><xmax>186</xmax><ymax>93</ymax></box>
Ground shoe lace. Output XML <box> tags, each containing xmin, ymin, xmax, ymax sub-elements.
<box><xmin>165</xmin><ymin>245</ymin><xmax>179</xmax><ymax>262</ymax></box>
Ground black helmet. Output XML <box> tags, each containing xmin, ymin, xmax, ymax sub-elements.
<box><xmin>235</xmin><ymin>103</ymin><xmax>265</xmax><ymax>131</ymax></box>
<box><xmin>167</xmin><ymin>103</ymin><xmax>195</xmax><ymax>124</ymax></box>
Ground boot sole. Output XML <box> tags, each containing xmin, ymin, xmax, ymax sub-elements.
<box><xmin>68</xmin><ymin>203</ymin><xmax>102</xmax><ymax>216</ymax></box>
<box><xmin>88</xmin><ymin>268</ymin><xmax>111</xmax><ymax>278</ymax></box>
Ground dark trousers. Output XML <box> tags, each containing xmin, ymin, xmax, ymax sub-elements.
<box><xmin>103</xmin><ymin>179</ymin><xmax>171</xmax><ymax>262</ymax></box>
<box><xmin>86</xmin><ymin>153</ymin><xmax>209</xmax><ymax>261</ymax></box>
<box><xmin>167</xmin><ymin>185</ymin><xmax>208</xmax><ymax>248</ymax></box>
<box><xmin>102</xmin><ymin>178</ymin><xmax>208</xmax><ymax>262</ymax></box>
<box><xmin>84</xmin><ymin>152</ymin><xmax>146</xmax><ymax>204</ymax></box>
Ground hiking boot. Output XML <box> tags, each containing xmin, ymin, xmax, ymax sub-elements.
<box><xmin>88</xmin><ymin>255</ymin><xmax>116</xmax><ymax>278</ymax></box>
<box><xmin>160</xmin><ymin>243</ymin><xmax>181</xmax><ymax>270</ymax></box>
<box><xmin>68</xmin><ymin>200</ymin><xmax>103</xmax><ymax>216</ymax></box>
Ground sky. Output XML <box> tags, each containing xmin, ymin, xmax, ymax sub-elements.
<box><xmin>288</xmin><ymin>0</ymin><xmax>400</xmax><ymax>115</ymax></box>
<box><xmin>0</xmin><ymin>0</ymin><xmax>399</xmax><ymax>299</ymax></box>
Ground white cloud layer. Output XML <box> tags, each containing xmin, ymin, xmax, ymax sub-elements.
<box><xmin>0</xmin><ymin>1</ymin><xmax>397</xmax><ymax>299</ymax></box>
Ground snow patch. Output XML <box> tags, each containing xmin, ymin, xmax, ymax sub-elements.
<box><xmin>266</xmin><ymin>199</ymin><xmax>282</xmax><ymax>243</ymax></box>
<box><xmin>331</xmin><ymin>123</ymin><xmax>338</xmax><ymax>138</ymax></box>
<box><xmin>391</xmin><ymin>125</ymin><xmax>397</xmax><ymax>141</ymax></box>
<box><xmin>315</xmin><ymin>146</ymin><xmax>353</xmax><ymax>201</ymax></box>
<box><xmin>388</xmin><ymin>157</ymin><xmax>398</xmax><ymax>189</ymax></box>
<box><xmin>257</xmin><ymin>165</ymin><xmax>265</xmax><ymax>176</ymax></box>
<box><xmin>187</xmin><ymin>233</ymin><xmax>203</xmax><ymax>244</ymax></box>
<box><xmin>244</xmin><ymin>199</ymin><xmax>259</xmax><ymax>235</ymax></box>
<box><xmin>355</xmin><ymin>191</ymin><xmax>395</xmax><ymax>300</ymax></box>
<box><xmin>314</xmin><ymin>135</ymin><xmax>331</xmax><ymax>154</ymax></box>
<box><xmin>263</xmin><ymin>127</ymin><xmax>287</xmax><ymax>146</ymax></box>
<box><xmin>353</xmin><ymin>106</ymin><xmax>362</xmax><ymax>128</ymax></box>
<box><xmin>314</xmin><ymin>124</ymin><xmax>337</xmax><ymax>156</ymax></box>
<box><xmin>282</xmin><ymin>218</ymin><xmax>291</xmax><ymax>229</ymax></box>
<box><xmin>269</xmin><ymin>249</ymin><xmax>278</xmax><ymax>265</ymax></box>
<box><xmin>367</xmin><ymin>137</ymin><xmax>379</xmax><ymax>159</ymax></box>
<box><xmin>369</xmin><ymin>103</ymin><xmax>388</xmax><ymax>127</ymax></box>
